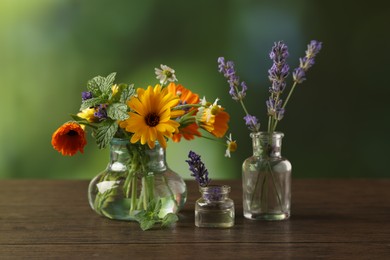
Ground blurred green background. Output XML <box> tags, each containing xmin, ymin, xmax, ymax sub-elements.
<box><xmin>1</xmin><ymin>0</ymin><xmax>389</xmax><ymax>180</ymax></box>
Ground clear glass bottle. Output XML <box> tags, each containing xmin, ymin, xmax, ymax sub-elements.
<box><xmin>88</xmin><ymin>138</ymin><xmax>187</xmax><ymax>221</ymax></box>
<box><xmin>195</xmin><ymin>185</ymin><xmax>235</xmax><ymax>228</ymax></box>
<box><xmin>242</xmin><ymin>132</ymin><xmax>291</xmax><ymax>220</ymax></box>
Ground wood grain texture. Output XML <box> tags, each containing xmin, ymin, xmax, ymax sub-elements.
<box><xmin>0</xmin><ymin>179</ymin><xmax>389</xmax><ymax>259</ymax></box>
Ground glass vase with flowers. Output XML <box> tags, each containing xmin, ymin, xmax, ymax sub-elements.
<box><xmin>51</xmin><ymin>65</ymin><xmax>233</xmax><ymax>230</ymax></box>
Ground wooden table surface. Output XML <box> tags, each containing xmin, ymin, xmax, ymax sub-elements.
<box><xmin>0</xmin><ymin>179</ymin><xmax>389</xmax><ymax>259</ymax></box>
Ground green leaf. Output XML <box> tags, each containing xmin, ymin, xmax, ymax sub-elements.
<box><xmin>69</xmin><ymin>114</ymin><xmax>98</xmax><ymax>129</ymax></box>
<box><xmin>80</xmin><ymin>97</ymin><xmax>105</xmax><ymax>110</ymax></box>
<box><xmin>140</xmin><ymin>218</ymin><xmax>156</xmax><ymax>231</ymax></box>
<box><xmin>100</xmin><ymin>72</ymin><xmax>116</xmax><ymax>93</ymax></box>
<box><xmin>161</xmin><ymin>213</ymin><xmax>179</xmax><ymax>228</ymax></box>
<box><xmin>87</xmin><ymin>72</ymin><xmax>116</xmax><ymax>96</ymax></box>
<box><xmin>152</xmin><ymin>200</ymin><xmax>162</xmax><ymax>215</ymax></box>
<box><xmin>94</xmin><ymin>119</ymin><xmax>118</xmax><ymax>149</ymax></box>
<box><xmin>107</xmin><ymin>103</ymin><xmax>129</xmax><ymax>121</ymax></box>
<box><xmin>87</xmin><ymin>77</ymin><xmax>104</xmax><ymax>96</ymax></box>
<box><xmin>120</xmin><ymin>84</ymin><xmax>135</xmax><ymax>103</ymax></box>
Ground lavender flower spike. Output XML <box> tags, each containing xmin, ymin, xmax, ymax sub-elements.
<box><xmin>268</xmin><ymin>41</ymin><xmax>290</xmax><ymax>94</ymax></box>
<box><xmin>186</xmin><ymin>151</ymin><xmax>211</xmax><ymax>187</ymax></box>
<box><xmin>293</xmin><ymin>40</ymin><xmax>323</xmax><ymax>83</ymax></box>
<box><xmin>217</xmin><ymin>57</ymin><xmax>247</xmax><ymax>101</ymax></box>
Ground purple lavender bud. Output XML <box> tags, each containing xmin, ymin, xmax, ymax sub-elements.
<box><xmin>243</xmin><ymin>114</ymin><xmax>260</xmax><ymax>132</ymax></box>
<box><xmin>293</xmin><ymin>67</ymin><xmax>306</xmax><ymax>83</ymax></box>
<box><xmin>82</xmin><ymin>91</ymin><xmax>93</xmax><ymax>100</ymax></box>
<box><xmin>269</xmin><ymin>41</ymin><xmax>289</xmax><ymax>63</ymax></box>
<box><xmin>266</xmin><ymin>97</ymin><xmax>284</xmax><ymax>120</ymax></box>
<box><xmin>94</xmin><ymin>104</ymin><xmax>108</xmax><ymax>120</ymax></box>
<box><xmin>239</xmin><ymin>81</ymin><xmax>248</xmax><ymax>98</ymax></box>
<box><xmin>307</xmin><ymin>40</ymin><xmax>322</xmax><ymax>57</ymax></box>
<box><xmin>186</xmin><ymin>151</ymin><xmax>211</xmax><ymax>187</ymax></box>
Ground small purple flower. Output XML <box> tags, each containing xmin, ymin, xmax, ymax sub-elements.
<box><xmin>186</xmin><ymin>151</ymin><xmax>211</xmax><ymax>187</ymax></box>
<box><xmin>217</xmin><ymin>57</ymin><xmax>247</xmax><ymax>101</ymax></box>
<box><xmin>94</xmin><ymin>104</ymin><xmax>108</xmax><ymax>120</ymax></box>
<box><xmin>243</xmin><ymin>114</ymin><xmax>260</xmax><ymax>132</ymax></box>
<box><xmin>82</xmin><ymin>91</ymin><xmax>93</xmax><ymax>101</ymax></box>
<box><xmin>293</xmin><ymin>40</ymin><xmax>322</xmax><ymax>83</ymax></box>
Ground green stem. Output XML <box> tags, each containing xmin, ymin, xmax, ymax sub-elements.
<box><xmin>267</xmin><ymin>161</ymin><xmax>284</xmax><ymax>213</ymax></box>
<box><xmin>163</xmin><ymin>175</ymin><xmax>180</xmax><ymax>210</ymax></box>
<box><xmin>272</xmin><ymin>81</ymin><xmax>298</xmax><ymax>132</ymax></box>
<box><xmin>130</xmin><ymin>174</ymin><xmax>137</xmax><ymax>212</ymax></box>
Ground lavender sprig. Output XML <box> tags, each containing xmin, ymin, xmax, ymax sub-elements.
<box><xmin>293</xmin><ymin>40</ymin><xmax>323</xmax><ymax>84</ymax></box>
<box><xmin>267</xmin><ymin>41</ymin><xmax>290</xmax><ymax>132</ymax></box>
<box><xmin>269</xmin><ymin>40</ymin><xmax>323</xmax><ymax>132</ymax></box>
<box><xmin>218</xmin><ymin>57</ymin><xmax>260</xmax><ymax>132</ymax></box>
<box><xmin>218</xmin><ymin>39</ymin><xmax>322</xmax><ymax>134</ymax></box>
<box><xmin>186</xmin><ymin>151</ymin><xmax>211</xmax><ymax>187</ymax></box>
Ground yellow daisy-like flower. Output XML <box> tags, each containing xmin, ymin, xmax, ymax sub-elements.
<box><xmin>119</xmin><ymin>84</ymin><xmax>184</xmax><ymax>149</ymax></box>
<box><xmin>77</xmin><ymin>107</ymin><xmax>97</xmax><ymax>122</ymax></box>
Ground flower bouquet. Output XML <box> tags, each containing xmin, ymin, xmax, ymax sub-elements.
<box><xmin>218</xmin><ymin>40</ymin><xmax>322</xmax><ymax>220</ymax></box>
<box><xmin>51</xmin><ymin>65</ymin><xmax>232</xmax><ymax>230</ymax></box>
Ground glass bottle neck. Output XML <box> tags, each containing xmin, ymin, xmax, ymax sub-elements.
<box><xmin>251</xmin><ymin>132</ymin><xmax>284</xmax><ymax>158</ymax></box>
<box><xmin>109</xmin><ymin>138</ymin><xmax>167</xmax><ymax>172</ymax></box>
<box><xmin>200</xmin><ymin>185</ymin><xmax>230</xmax><ymax>201</ymax></box>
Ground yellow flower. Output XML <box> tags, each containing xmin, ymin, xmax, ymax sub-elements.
<box><xmin>111</xmin><ymin>84</ymin><xmax>119</xmax><ymax>96</ymax></box>
<box><xmin>77</xmin><ymin>108</ymin><xmax>97</xmax><ymax>122</ymax></box>
<box><xmin>119</xmin><ymin>84</ymin><xmax>184</xmax><ymax>149</ymax></box>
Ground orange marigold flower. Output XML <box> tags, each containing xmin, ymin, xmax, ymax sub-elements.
<box><xmin>172</xmin><ymin>123</ymin><xmax>201</xmax><ymax>142</ymax></box>
<box><xmin>51</xmin><ymin>122</ymin><xmax>87</xmax><ymax>156</ymax></box>
<box><xmin>167</xmin><ymin>82</ymin><xmax>202</xmax><ymax>142</ymax></box>
<box><xmin>198</xmin><ymin>98</ymin><xmax>230</xmax><ymax>138</ymax></box>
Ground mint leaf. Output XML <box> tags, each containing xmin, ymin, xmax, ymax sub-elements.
<box><xmin>100</xmin><ymin>72</ymin><xmax>116</xmax><ymax>93</ymax></box>
<box><xmin>87</xmin><ymin>72</ymin><xmax>116</xmax><ymax>96</ymax></box>
<box><xmin>80</xmin><ymin>97</ymin><xmax>105</xmax><ymax>110</ymax></box>
<box><xmin>140</xmin><ymin>219</ymin><xmax>156</xmax><ymax>231</ymax></box>
<box><xmin>94</xmin><ymin>119</ymin><xmax>118</xmax><ymax>149</ymax></box>
<box><xmin>153</xmin><ymin>200</ymin><xmax>162</xmax><ymax>215</ymax></box>
<box><xmin>120</xmin><ymin>84</ymin><xmax>135</xmax><ymax>103</ymax></box>
<box><xmin>87</xmin><ymin>77</ymin><xmax>104</xmax><ymax>96</ymax></box>
<box><xmin>107</xmin><ymin>103</ymin><xmax>129</xmax><ymax>121</ymax></box>
<box><xmin>161</xmin><ymin>213</ymin><xmax>179</xmax><ymax>228</ymax></box>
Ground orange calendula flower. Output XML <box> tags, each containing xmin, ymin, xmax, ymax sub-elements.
<box><xmin>167</xmin><ymin>82</ymin><xmax>201</xmax><ymax>142</ymax></box>
<box><xmin>198</xmin><ymin>98</ymin><xmax>230</xmax><ymax>138</ymax></box>
<box><xmin>51</xmin><ymin>122</ymin><xmax>87</xmax><ymax>156</ymax></box>
<box><xmin>119</xmin><ymin>84</ymin><xmax>185</xmax><ymax>149</ymax></box>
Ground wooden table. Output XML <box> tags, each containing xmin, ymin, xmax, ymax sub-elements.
<box><xmin>0</xmin><ymin>179</ymin><xmax>389</xmax><ymax>259</ymax></box>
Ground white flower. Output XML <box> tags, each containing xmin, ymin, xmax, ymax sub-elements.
<box><xmin>155</xmin><ymin>64</ymin><xmax>178</xmax><ymax>85</ymax></box>
<box><xmin>225</xmin><ymin>133</ymin><xmax>237</xmax><ymax>158</ymax></box>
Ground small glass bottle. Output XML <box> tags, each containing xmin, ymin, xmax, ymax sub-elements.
<box><xmin>195</xmin><ymin>185</ymin><xmax>235</xmax><ymax>228</ymax></box>
<box><xmin>242</xmin><ymin>132</ymin><xmax>291</xmax><ymax>220</ymax></box>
